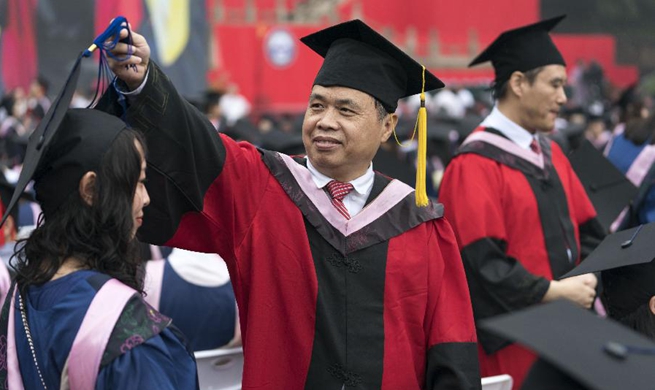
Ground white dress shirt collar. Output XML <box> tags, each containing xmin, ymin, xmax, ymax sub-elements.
<box><xmin>480</xmin><ymin>105</ymin><xmax>538</xmax><ymax>150</ymax></box>
<box><xmin>305</xmin><ymin>157</ymin><xmax>375</xmax><ymax>217</ymax></box>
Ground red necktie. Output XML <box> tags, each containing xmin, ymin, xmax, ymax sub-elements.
<box><xmin>530</xmin><ymin>138</ymin><xmax>541</xmax><ymax>155</ymax></box>
<box><xmin>326</xmin><ymin>180</ymin><xmax>354</xmax><ymax>220</ymax></box>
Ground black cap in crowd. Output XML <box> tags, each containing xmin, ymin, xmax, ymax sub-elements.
<box><xmin>568</xmin><ymin>139</ymin><xmax>637</xmax><ymax>232</ymax></box>
<box><xmin>469</xmin><ymin>15</ymin><xmax>567</xmax><ymax>85</ymax></box>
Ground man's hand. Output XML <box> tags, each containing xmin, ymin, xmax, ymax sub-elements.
<box><xmin>543</xmin><ymin>273</ymin><xmax>597</xmax><ymax>309</ymax></box>
<box><xmin>106</xmin><ymin>25</ymin><xmax>151</xmax><ymax>91</ymax></box>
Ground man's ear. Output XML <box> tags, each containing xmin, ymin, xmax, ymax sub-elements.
<box><xmin>508</xmin><ymin>71</ymin><xmax>526</xmax><ymax>98</ymax></box>
<box><xmin>649</xmin><ymin>296</ymin><xmax>655</xmax><ymax>316</ymax></box>
<box><xmin>79</xmin><ymin>171</ymin><xmax>97</xmax><ymax>206</ymax></box>
<box><xmin>381</xmin><ymin>113</ymin><xmax>398</xmax><ymax>142</ymax></box>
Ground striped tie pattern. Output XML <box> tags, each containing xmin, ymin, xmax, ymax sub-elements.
<box><xmin>530</xmin><ymin>138</ymin><xmax>541</xmax><ymax>155</ymax></box>
<box><xmin>326</xmin><ymin>180</ymin><xmax>354</xmax><ymax>220</ymax></box>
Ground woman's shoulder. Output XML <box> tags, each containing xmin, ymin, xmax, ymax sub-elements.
<box><xmin>100</xmin><ymin>290</ymin><xmax>173</xmax><ymax>368</ymax></box>
<box><xmin>96</xmin><ymin>325</ymin><xmax>198</xmax><ymax>390</ymax></box>
<box><xmin>96</xmin><ymin>295</ymin><xmax>197</xmax><ymax>390</ymax></box>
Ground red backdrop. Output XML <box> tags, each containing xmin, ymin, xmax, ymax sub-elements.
<box><xmin>207</xmin><ymin>0</ymin><xmax>637</xmax><ymax>112</ymax></box>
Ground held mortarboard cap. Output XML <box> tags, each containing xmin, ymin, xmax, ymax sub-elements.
<box><xmin>567</xmin><ymin>139</ymin><xmax>637</xmax><ymax>232</ymax></box>
<box><xmin>481</xmin><ymin>300</ymin><xmax>655</xmax><ymax>390</ymax></box>
<box><xmin>469</xmin><ymin>15</ymin><xmax>566</xmax><ymax>84</ymax></box>
<box><xmin>0</xmin><ymin>17</ymin><xmax>134</xmax><ymax>226</ymax></box>
<box><xmin>301</xmin><ymin>19</ymin><xmax>444</xmax><ymax>112</ymax></box>
<box><xmin>562</xmin><ymin>222</ymin><xmax>655</xmax><ymax>320</ymax></box>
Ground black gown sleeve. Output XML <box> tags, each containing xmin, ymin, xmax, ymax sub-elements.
<box><xmin>96</xmin><ymin>62</ymin><xmax>226</xmax><ymax>245</ymax></box>
<box><xmin>461</xmin><ymin>237</ymin><xmax>551</xmax><ymax>353</ymax></box>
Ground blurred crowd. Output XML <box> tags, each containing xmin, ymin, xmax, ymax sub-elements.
<box><xmin>0</xmin><ymin>59</ymin><xmax>648</xmax><ymax>199</ymax></box>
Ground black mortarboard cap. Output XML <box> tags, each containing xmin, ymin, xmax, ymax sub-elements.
<box><xmin>469</xmin><ymin>16</ymin><xmax>566</xmax><ymax>84</ymax></box>
<box><xmin>521</xmin><ymin>358</ymin><xmax>587</xmax><ymax>390</ymax></box>
<box><xmin>31</xmin><ymin>109</ymin><xmax>127</xmax><ymax>216</ymax></box>
<box><xmin>567</xmin><ymin>139</ymin><xmax>637</xmax><ymax>232</ymax></box>
<box><xmin>301</xmin><ymin>19</ymin><xmax>444</xmax><ymax>112</ymax></box>
<box><xmin>562</xmin><ymin>222</ymin><xmax>655</xmax><ymax>320</ymax></box>
<box><xmin>481</xmin><ymin>300</ymin><xmax>655</xmax><ymax>390</ymax></box>
<box><xmin>563</xmin><ymin>222</ymin><xmax>655</xmax><ymax>278</ymax></box>
<box><xmin>0</xmin><ymin>18</ymin><xmax>132</xmax><ymax>225</ymax></box>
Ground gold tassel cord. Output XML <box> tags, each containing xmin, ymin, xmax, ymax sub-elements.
<box><xmin>415</xmin><ymin>66</ymin><xmax>429</xmax><ymax>207</ymax></box>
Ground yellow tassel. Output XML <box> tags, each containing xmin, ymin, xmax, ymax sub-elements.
<box><xmin>415</xmin><ymin>66</ymin><xmax>429</xmax><ymax>207</ymax></box>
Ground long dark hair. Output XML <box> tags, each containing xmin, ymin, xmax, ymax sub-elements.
<box><xmin>13</xmin><ymin>128</ymin><xmax>147</xmax><ymax>294</ymax></box>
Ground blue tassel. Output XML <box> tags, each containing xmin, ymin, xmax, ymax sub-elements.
<box><xmin>83</xmin><ymin>15</ymin><xmax>137</xmax><ymax>108</ymax></box>
<box><xmin>84</xmin><ymin>16</ymin><xmax>133</xmax><ymax>60</ymax></box>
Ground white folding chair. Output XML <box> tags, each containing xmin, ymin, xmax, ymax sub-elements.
<box><xmin>194</xmin><ymin>347</ymin><xmax>244</xmax><ymax>390</ymax></box>
<box><xmin>481</xmin><ymin>374</ymin><xmax>513</xmax><ymax>390</ymax></box>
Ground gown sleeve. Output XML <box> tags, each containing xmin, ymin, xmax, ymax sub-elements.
<box><xmin>439</xmin><ymin>154</ymin><xmax>550</xmax><ymax>353</ymax></box>
<box><xmin>95</xmin><ymin>328</ymin><xmax>198</xmax><ymax>390</ymax></box>
<box><xmin>424</xmin><ymin>217</ymin><xmax>481</xmax><ymax>390</ymax></box>
<box><xmin>96</xmin><ymin>62</ymin><xmax>274</xmax><ymax>264</ymax></box>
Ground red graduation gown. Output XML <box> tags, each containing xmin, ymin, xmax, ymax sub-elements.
<box><xmin>98</xmin><ymin>63</ymin><xmax>480</xmax><ymax>390</ymax></box>
<box><xmin>439</xmin><ymin>127</ymin><xmax>604</xmax><ymax>389</ymax></box>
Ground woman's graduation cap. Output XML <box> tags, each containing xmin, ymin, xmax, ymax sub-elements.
<box><xmin>469</xmin><ymin>15</ymin><xmax>566</xmax><ymax>84</ymax></box>
<box><xmin>300</xmin><ymin>19</ymin><xmax>445</xmax><ymax>205</ymax></box>
<box><xmin>481</xmin><ymin>300</ymin><xmax>655</xmax><ymax>390</ymax></box>
<box><xmin>562</xmin><ymin>222</ymin><xmax>655</xmax><ymax>320</ymax></box>
<box><xmin>0</xmin><ymin>17</ymin><xmax>135</xmax><ymax>226</ymax></box>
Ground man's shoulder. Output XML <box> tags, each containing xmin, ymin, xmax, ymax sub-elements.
<box><xmin>449</xmin><ymin>147</ymin><xmax>502</xmax><ymax>170</ymax></box>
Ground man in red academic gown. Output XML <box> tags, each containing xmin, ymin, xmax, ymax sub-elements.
<box><xmin>439</xmin><ymin>16</ymin><xmax>605</xmax><ymax>389</ymax></box>
<box><xmin>101</xmin><ymin>20</ymin><xmax>481</xmax><ymax>389</ymax></box>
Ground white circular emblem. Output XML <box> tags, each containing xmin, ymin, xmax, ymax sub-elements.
<box><xmin>264</xmin><ymin>29</ymin><xmax>297</xmax><ymax>68</ymax></box>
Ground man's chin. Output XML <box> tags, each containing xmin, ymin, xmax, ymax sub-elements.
<box><xmin>535</xmin><ymin>123</ymin><xmax>556</xmax><ymax>134</ymax></box>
